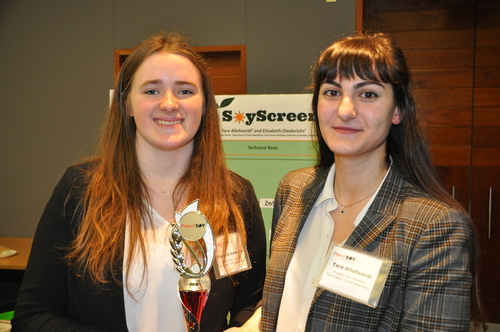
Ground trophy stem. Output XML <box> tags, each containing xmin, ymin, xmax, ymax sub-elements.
<box><xmin>178</xmin><ymin>276</ymin><xmax>211</xmax><ymax>332</ymax></box>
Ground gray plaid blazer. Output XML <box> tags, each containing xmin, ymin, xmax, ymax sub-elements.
<box><xmin>261</xmin><ymin>166</ymin><xmax>473</xmax><ymax>332</ymax></box>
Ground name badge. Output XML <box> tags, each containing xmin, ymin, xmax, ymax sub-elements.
<box><xmin>213</xmin><ymin>233</ymin><xmax>252</xmax><ymax>279</ymax></box>
<box><xmin>317</xmin><ymin>246</ymin><xmax>392</xmax><ymax>308</ymax></box>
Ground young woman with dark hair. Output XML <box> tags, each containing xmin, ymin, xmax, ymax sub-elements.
<box><xmin>229</xmin><ymin>32</ymin><xmax>485</xmax><ymax>332</ymax></box>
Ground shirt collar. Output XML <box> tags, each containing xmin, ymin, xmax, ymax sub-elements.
<box><xmin>315</xmin><ymin>164</ymin><xmax>338</xmax><ymax>209</ymax></box>
<box><xmin>313</xmin><ymin>158</ymin><xmax>393</xmax><ymax>211</ymax></box>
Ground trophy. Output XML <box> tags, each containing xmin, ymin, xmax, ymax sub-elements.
<box><xmin>170</xmin><ymin>200</ymin><xmax>214</xmax><ymax>332</ymax></box>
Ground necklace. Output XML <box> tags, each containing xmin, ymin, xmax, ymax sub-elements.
<box><xmin>336</xmin><ymin>190</ymin><xmax>377</xmax><ymax>214</ymax></box>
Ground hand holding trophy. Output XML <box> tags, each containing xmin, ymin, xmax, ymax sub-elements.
<box><xmin>170</xmin><ymin>200</ymin><xmax>215</xmax><ymax>332</ymax></box>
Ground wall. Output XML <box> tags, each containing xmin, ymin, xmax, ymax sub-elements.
<box><xmin>363</xmin><ymin>0</ymin><xmax>500</xmax><ymax>324</ymax></box>
<box><xmin>364</xmin><ymin>0</ymin><xmax>477</xmax><ymax>208</ymax></box>
<box><xmin>0</xmin><ymin>0</ymin><xmax>356</xmax><ymax>237</ymax></box>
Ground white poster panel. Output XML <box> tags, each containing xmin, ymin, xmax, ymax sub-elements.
<box><xmin>216</xmin><ymin>94</ymin><xmax>314</xmax><ymax>141</ymax></box>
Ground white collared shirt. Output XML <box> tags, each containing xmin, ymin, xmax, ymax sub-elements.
<box><xmin>276</xmin><ymin>164</ymin><xmax>389</xmax><ymax>332</ymax></box>
<box><xmin>124</xmin><ymin>207</ymin><xmax>186</xmax><ymax>332</ymax></box>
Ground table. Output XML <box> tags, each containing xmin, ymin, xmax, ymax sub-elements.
<box><xmin>0</xmin><ymin>238</ymin><xmax>33</xmax><ymax>270</ymax></box>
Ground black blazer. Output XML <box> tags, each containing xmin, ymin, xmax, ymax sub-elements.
<box><xmin>12</xmin><ymin>162</ymin><xmax>266</xmax><ymax>332</ymax></box>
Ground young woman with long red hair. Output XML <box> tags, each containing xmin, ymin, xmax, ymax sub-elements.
<box><xmin>12</xmin><ymin>32</ymin><xmax>266</xmax><ymax>332</ymax></box>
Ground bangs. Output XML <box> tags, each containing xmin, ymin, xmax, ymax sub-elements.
<box><xmin>315</xmin><ymin>38</ymin><xmax>402</xmax><ymax>86</ymax></box>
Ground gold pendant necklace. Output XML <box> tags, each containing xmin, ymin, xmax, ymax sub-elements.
<box><xmin>336</xmin><ymin>190</ymin><xmax>377</xmax><ymax>214</ymax></box>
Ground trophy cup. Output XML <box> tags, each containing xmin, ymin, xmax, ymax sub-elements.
<box><xmin>170</xmin><ymin>200</ymin><xmax>214</xmax><ymax>332</ymax></box>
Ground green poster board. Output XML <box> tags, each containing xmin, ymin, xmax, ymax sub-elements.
<box><xmin>217</xmin><ymin>94</ymin><xmax>317</xmax><ymax>255</ymax></box>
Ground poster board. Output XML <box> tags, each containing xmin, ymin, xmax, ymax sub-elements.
<box><xmin>217</xmin><ymin>94</ymin><xmax>316</xmax><ymax>252</ymax></box>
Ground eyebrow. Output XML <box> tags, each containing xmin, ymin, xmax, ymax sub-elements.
<box><xmin>175</xmin><ymin>80</ymin><xmax>198</xmax><ymax>87</ymax></box>
<box><xmin>324</xmin><ymin>80</ymin><xmax>385</xmax><ymax>89</ymax></box>
<box><xmin>139</xmin><ymin>79</ymin><xmax>198</xmax><ymax>88</ymax></box>
<box><xmin>355</xmin><ymin>81</ymin><xmax>385</xmax><ymax>89</ymax></box>
<box><xmin>140</xmin><ymin>79</ymin><xmax>162</xmax><ymax>87</ymax></box>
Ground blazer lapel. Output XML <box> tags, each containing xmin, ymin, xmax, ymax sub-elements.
<box><xmin>346</xmin><ymin>168</ymin><xmax>405</xmax><ymax>251</ymax></box>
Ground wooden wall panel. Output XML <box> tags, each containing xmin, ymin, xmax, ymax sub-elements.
<box><xmin>435</xmin><ymin>165</ymin><xmax>470</xmax><ymax>209</ymax></box>
<box><xmin>477</xmin><ymin>6</ymin><xmax>500</xmax><ymax>25</ymax></box>
<box><xmin>471</xmin><ymin>10</ymin><xmax>500</xmax><ymax>322</ymax></box>
<box><xmin>413</xmin><ymin>88</ymin><xmax>472</xmax><ymax>108</ymax></box>
<box><xmin>364</xmin><ymin>0</ymin><xmax>476</xmax><ymax>167</ymax></box>
<box><xmin>473</xmin><ymin>3</ymin><xmax>500</xmax><ymax>174</ymax></box>
<box><xmin>427</xmin><ymin>127</ymin><xmax>471</xmax><ymax>146</ymax></box>
<box><xmin>390</xmin><ymin>29</ymin><xmax>475</xmax><ymax>49</ymax></box>
<box><xmin>194</xmin><ymin>45</ymin><xmax>247</xmax><ymax>95</ymax></box>
<box><xmin>419</xmin><ymin>107</ymin><xmax>472</xmax><ymax>127</ymax></box>
<box><xmin>209</xmin><ymin>77</ymin><xmax>246</xmax><ymax>95</ymax></box>
<box><xmin>405</xmin><ymin>49</ymin><xmax>474</xmax><ymax>69</ymax></box>
<box><xmin>412</xmin><ymin>69</ymin><xmax>473</xmax><ymax>88</ymax></box>
<box><xmin>474</xmin><ymin>108</ymin><xmax>500</xmax><ymax>127</ymax></box>
<box><xmin>479</xmin><ymin>0</ymin><xmax>500</xmax><ymax>7</ymax></box>
<box><xmin>476</xmin><ymin>26</ymin><xmax>500</xmax><ymax>47</ymax></box>
<box><xmin>473</xmin><ymin>127</ymin><xmax>500</xmax><ymax>147</ymax></box>
<box><xmin>114</xmin><ymin>48</ymin><xmax>133</xmax><ymax>79</ymax></box>
<box><xmin>473</xmin><ymin>148</ymin><xmax>500</xmax><ymax>166</ymax></box>
<box><xmin>476</xmin><ymin>46</ymin><xmax>500</xmax><ymax>67</ymax></box>
<box><xmin>363</xmin><ymin>0</ymin><xmax>500</xmax><ymax>323</ymax></box>
<box><xmin>368</xmin><ymin>8</ymin><xmax>474</xmax><ymax>31</ymax></box>
<box><xmin>474</xmin><ymin>67</ymin><xmax>500</xmax><ymax>88</ymax></box>
<box><xmin>366</xmin><ymin>0</ymin><xmax>476</xmax><ymax>12</ymax></box>
<box><xmin>429</xmin><ymin>146</ymin><xmax>471</xmax><ymax>166</ymax></box>
<box><xmin>474</xmin><ymin>88</ymin><xmax>500</xmax><ymax>108</ymax></box>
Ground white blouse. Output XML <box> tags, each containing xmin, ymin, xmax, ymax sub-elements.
<box><xmin>276</xmin><ymin>164</ymin><xmax>388</xmax><ymax>332</ymax></box>
<box><xmin>124</xmin><ymin>207</ymin><xmax>187</xmax><ymax>332</ymax></box>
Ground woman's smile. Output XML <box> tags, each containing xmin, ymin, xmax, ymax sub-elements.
<box><xmin>154</xmin><ymin>118</ymin><xmax>184</xmax><ymax>126</ymax></box>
